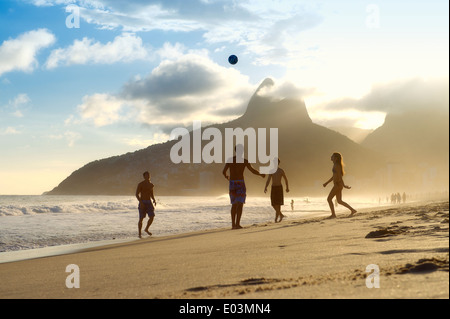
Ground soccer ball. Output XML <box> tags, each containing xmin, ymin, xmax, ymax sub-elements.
<box><xmin>228</xmin><ymin>55</ymin><xmax>238</xmax><ymax>65</ymax></box>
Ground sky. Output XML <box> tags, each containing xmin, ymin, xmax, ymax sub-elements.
<box><xmin>0</xmin><ymin>0</ymin><xmax>448</xmax><ymax>195</ymax></box>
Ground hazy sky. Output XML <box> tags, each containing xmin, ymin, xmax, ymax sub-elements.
<box><xmin>0</xmin><ymin>0</ymin><xmax>448</xmax><ymax>194</ymax></box>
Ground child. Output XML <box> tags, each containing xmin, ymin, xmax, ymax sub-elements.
<box><xmin>264</xmin><ymin>158</ymin><xmax>290</xmax><ymax>222</ymax></box>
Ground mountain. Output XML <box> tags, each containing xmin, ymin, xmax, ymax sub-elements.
<box><xmin>328</xmin><ymin>126</ymin><xmax>373</xmax><ymax>144</ymax></box>
<box><xmin>361</xmin><ymin>109</ymin><xmax>449</xmax><ymax>192</ymax></box>
<box><xmin>46</xmin><ymin>79</ymin><xmax>386</xmax><ymax>196</ymax></box>
<box><xmin>362</xmin><ymin>109</ymin><xmax>449</xmax><ymax>162</ymax></box>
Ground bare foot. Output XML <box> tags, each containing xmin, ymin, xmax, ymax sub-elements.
<box><xmin>326</xmin><ymin>214</ymin><xmax>337</xmax><ymax>219</ymax></box>
<box><xmin>145</xmin><ymin>230</ymin><xmax>152</xmax><ymax>236</ymax></box>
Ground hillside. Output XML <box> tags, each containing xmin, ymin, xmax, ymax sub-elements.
<box><xmin>361</xmin><ymin>109</ymin><xmax>449</xmax><ymax>192</ymax></box>
<box><xmin>47</xmin><ymin>79</ymin><xmax>383</xmax><ymax>196</ymax></box>
<box><xmin>328</xmin><ymin>126</ymin><xmax>373</xmax><ymax>144</ymax></box>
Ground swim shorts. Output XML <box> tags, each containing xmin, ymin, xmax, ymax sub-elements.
<box><xmin>229</xmin><ymin>180</ymin><xmax>246</xmax><ymax>204</ymax></box>
<box><xmin>138</xmin><ymin>200</ymin><xmax>155</xmax><ymax>219</ymax></box>
<box><xmin>270</xmin><ymin>185</ymin><xmax>284</xmax><ymax>206</ymax></box>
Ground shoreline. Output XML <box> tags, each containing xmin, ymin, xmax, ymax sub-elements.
<box><xmin>0</xmin><ymin>200</ymin><xmax>408</xmax><ymax>264</ymax></box>
<box><xmin>0</xmin><ymin>238</ymin><xmax>136</xmax><ymax>264</ymax></box>
<box><xmin>0</xmin><ymin>199</ymin><xmax>448</xmax><ymax>299</ymax></box>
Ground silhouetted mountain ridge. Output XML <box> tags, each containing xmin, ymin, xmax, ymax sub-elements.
<box><xmin>362</xmin><ymin>109</ymin><xmax>449</xmax><ymax>162</ymax></box>
<box><xmin>328</xmin><ymin>126</ymin><xmax>373</xmax><ymax>143</ymax></box>
<box><xmin>46</xmin><ymin>78</ymin><xmax>448</xmax><ymax>196</ymax></box>
<box><xmin>360</xmin><ymin>108</ymin><xmax>449</xmax><ymax>190</ymax></box>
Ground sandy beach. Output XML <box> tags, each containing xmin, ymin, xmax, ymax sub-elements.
<box><xmin>0</xmin><ymin>200</ymin><xmax>448</xmax><ymax>299</ymax></box>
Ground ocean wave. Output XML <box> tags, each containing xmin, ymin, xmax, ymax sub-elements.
<box><xmin>0</xmin><ymin>195</ymin><xmax>379</xmax><ymax>253</ymax></box>
<box><xmin>0</xmin><ymin>202</ymin><xmax>228</xmax><ymax>217</ymax></box>
<box><xmin>0</xmin><ymin>202</ymin><xmax>136</xmax><ymax>217</ymax></box>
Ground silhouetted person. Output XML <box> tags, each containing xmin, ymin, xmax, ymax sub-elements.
<box><xmin>135</xmin><ymin>171</ymin><xmax>156</xmax><ymax>238</ymax></box>
<box><xmin>222</xmin><ymin>145</ymin><xmax>265</xmax><ymax>229</ymax></box>
<box><xmin>264</xmin><ymin>158</ymin><xmax>290</xmax><ymax>222</ymax></box>
<box><xmin>291</xmin><ymin>199</ymin><xmax>294</xmax><ymax>211</ymax></box>
<box><xmin>323</xmin><ymin>152</ymin><xmax>357</xmax><ymax>218</ymax></box>
<box><xmin>402</xmin><ymin>192</ymin><xmax>406</xmax><ymax>203</ymax></box>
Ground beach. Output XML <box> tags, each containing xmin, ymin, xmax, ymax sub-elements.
<box><xmin>0</xmin><ymin>200</ymin><xmax>448</xmax><ymax>299</ymax></box>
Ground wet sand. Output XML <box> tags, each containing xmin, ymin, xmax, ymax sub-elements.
<box><xmin>0</xmin><ymin>200</ymin><xmax>448</xmax><ymax>299</ymax></box>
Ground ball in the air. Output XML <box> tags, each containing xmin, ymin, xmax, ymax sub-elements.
<box><xmin>228</xmin><ymin>55</ymin><xmax>238</xmax><ymax>65</ymax></box>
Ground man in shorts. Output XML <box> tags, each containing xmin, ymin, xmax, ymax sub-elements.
<box><xmin>222</xmin><ymin>145</ymin><xmax>265</xmax><ymax>229</ymax></box>
<box><xmin>135</xmin><ymin>171</ymin><xmax>156</xmax><ymax>238</ymax></box>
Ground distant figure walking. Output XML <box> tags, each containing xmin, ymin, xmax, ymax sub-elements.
<box><xmin>391</xmin><ymin>193</ymin><xmax>395</xmax><ymax>204</ymax></box>
<box><xmin>222</xmin><ymin>145</ymin><xmax>265</xmax><ymax>229</ymax></box>
<box><xmin>135</xmin><ymin>171</ymin><xmax>156</xmax><ymax>238</ymax></box>
<box><xmin>264</xmin><ymin>158</ymin><xmax>290</xmax><ymax>222</ymax></box>
<box><xmin>323</xmin><ymin>152</ymin><xmax>357</xmax><ymax>218</ymax></box>
<box><xmin>291</xmin><ymin>199</ymin><xmax>294</xmax><ymax>211</ymax></box>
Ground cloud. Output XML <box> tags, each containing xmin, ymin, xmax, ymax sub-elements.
<box><xmin>308</xmin><ymin>77</ymin><xmax>449</xmax><ymax>130</ymax></box>
<box><xmin>0</xmin><ymin>29</ymin><xmax>55</xmax><ymax>76</ymax></box>
<box><xmin>76</xmin><ymin>53</ymin><xmax>253</xmax><ymax>128</ymax></box>
<box><xmin>311</xmin><ymin>109</ymin><xmax>386</xmax><ymax>130</ymax></box>
<box><xmin>123</xmin><ymin>55</ymin><xmax>228</xmax><ymax>99</ymax></box>
<box><xmin>64</xmin><ymin>131</ymin><xmax>81</xmax><ymax>147</ymax></box>
<box><xmin>49</xmin><ymin>131</ymin><xmax>82</xmax><ymax>147</ymax></box>
<box><xmin>28</xmin><ymin>0</ymin><xmax>75</xmax><ymax>6</ymax></box>
<box><xmin>2</xmin><ymin>93</ymin><xmax>31</xmax><ymax>117</ymax></box>
<box><xmin>256</xmin><ymin>78</ymin><xmax>316</xmax><ymax>101</ymax></box>
<box><xmin>45</xmin><ymin>33</ymin><xmax>151</xmax><ymax>69</ymax></box>
<box><xmin>77</xmin><ymin>93</ymin><xmax>134</xmax><ymax>127</ymax></box>
<box><xmin>28</xmin><ymin>0</ymin><xmax>323</xmax><ymax>65</ymax></box>
<box><xmin>318</xmin><ymin>78</ymin><xmax>449</xmax><ymax>114</ymax></box>
<box><xmin>0</xmin><ymin>127</ymin><xmax>21</xmax><ymax>135</ymax></box>
<box><xmin>74</xmin><ymin>0</ymin><xmax>257</xmax><ymax>32</ymax></box>
<box><xmin>121</xmin><ymin>53</ymin><xmax>253</xmax><ymax>124</ymax></box>
<box><xmin>201</xmin><ymin>2</ymin><xmax>323</xmax><ymax>64</ymax></box>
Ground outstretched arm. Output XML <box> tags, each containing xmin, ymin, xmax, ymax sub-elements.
<box><xmin>264</xmin><ymin>175</ymin><xmax>272</xmax><ymax>193</ymax></box>
<box><xmin>323</xmin><ymin>176</ymin><xmax>333</xmax><ymax>187</ymax></box>
<box><xmin>246</xmin><ymin>162</ymin><xmax>265</xmax><ymax>178</ymax></box>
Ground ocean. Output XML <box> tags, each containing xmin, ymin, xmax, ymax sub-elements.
<box><xmin>0</xmin><ymin>194</ymin><xmax>383</xmax><ymax>263</ymax></box>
